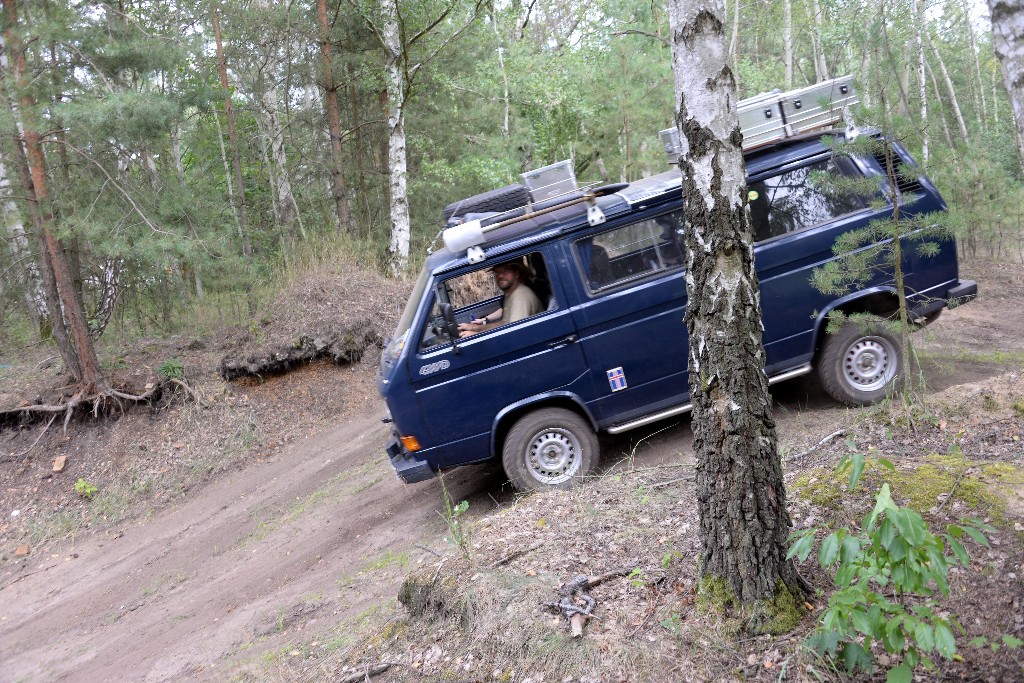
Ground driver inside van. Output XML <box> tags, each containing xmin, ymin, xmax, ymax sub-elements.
<box><xmin>457</xmin><ymin>261</ymin><xmax>542</xmax><ymax>337</ymax></box>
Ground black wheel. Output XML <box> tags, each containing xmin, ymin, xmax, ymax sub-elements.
<box><xmin>442</xmin><ymin>184</ymin><xmax>530</xmax><ymax>223</ymax></box>
<box><xmin>502</xmin><ymin>408</ymin><xmax>599</xmax><ymax>492</ymax></box>
<box><xmin>818</xmin><ymin>322</ymin><xmax>903</xmax><ymax>406</ymax></box>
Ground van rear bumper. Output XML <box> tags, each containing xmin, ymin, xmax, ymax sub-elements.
<box><xmin>386</xmin><ymin>434</ymin><xmax>436</xmax><ymax>483</ymax></box>
<box><xmin>947</xmin><ymin>279</ymin><xmax>977</xmax><ymax>307</ymax></box>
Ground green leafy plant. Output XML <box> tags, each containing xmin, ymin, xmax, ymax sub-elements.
<box><xmin>75</xmin><ymin>478</ymin><xmax>98</xmax><ymax>499</ymax></box>
<box><xmin>789</xmin><ymin>452</ymin><xmax>993</xmax><ymax>681</ymax></box>
<box><xmin>158</xmin><ymin>357</ymin><xmax>185</xmax><ymax>379</ymax></box>
<box><xmin>660</xmin><ymin>550</ymin><xmax>683</xmax><ymax>569</ymax></box>
<box><xmin>438</xmin><ymin>476</ymin><xmax>471</xmax><ymax>561</ymax></box>
<box><xmin>628</xmin><ymin>567</ymin><xmax>646</xmax><ymax>588</ymax></box>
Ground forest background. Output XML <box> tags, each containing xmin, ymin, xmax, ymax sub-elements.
<box><xmin>1</xmin><ymin>0</ymin><xmax>1021</xmax><ymax>364</ymax></box>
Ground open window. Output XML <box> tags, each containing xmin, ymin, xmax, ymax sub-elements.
<box><xmin>748</xmin><ymin>156</ymin><xmax>868</xmax><ymax>242</ymax></box>
<box><xmin>418</xmin><ymin>252</ymin><xmax>552</xmax><ymax>351</ymax></box>
<box><xmin>575</xmin><ymin>210</ymin><xmax>685</xmax><ymax>292</ymax></box>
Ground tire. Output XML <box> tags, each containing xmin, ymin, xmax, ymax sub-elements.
<box><xmin>818</xmin><ymin>322</ymin><xmax>903</xmax><ymax>406</ymax></box>
<box><xmin>442</xmin><ymin>184</ymin><xmax>530</xmax><ymax>223</ymax></box>
<box><xmin>502</xmin><ymin>408</ymin><xmax>599</xmax><ymax>492</ymax></box>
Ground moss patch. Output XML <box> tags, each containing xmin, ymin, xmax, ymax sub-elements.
<box><xmin>791</xmin><ymin>472</ymin><xmax>848</xmax><ymax>511</ymax></box>
<box><xmin>886</xmin><ymin>450</ymin><xmax>1023</xmax><ymax>523</ymax></box>
<box><xmin>793</xmin><ymin>448</ymin><xmax>1023</xmax><ymax>526</ymax></box>
<box><xmin>696</xmin><ymin>576</ymin><xmax>803</xmax><ymax>636</ymax></box>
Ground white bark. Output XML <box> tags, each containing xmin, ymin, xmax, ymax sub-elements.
<box><xmin>728</xmin><ymin>0</ymin><xmax>739</xmax><ymax>62</ymax></box>
<box><xmin>961</xmin><ymin>0</ymin><xmax>987</xmax><ymax>129</ymax></box>
<box><xmin>261</xmin><ymin>89</ymin><xmax>300</xmax><ymax>243</ymax></box>
<box><xmin>0</xmin><ymin>155</ymin><xmax>47</xmax><ymax>326</ymax></box>
<box><xmin>989</xmin><ymin>0</ymin><xmax>1024</xmax><ymax>166</ymax></box>
<box><xmin>915</xmin><ymin>0</ymin><xmax>928</xmax><ymax>163</ymax></box>
<box><xmin>383</xmin><ymin>0</ymin><xmax>410</xmax><ymax>273</ymax></box>
<box><xmin>810</xmin><ymin>0</ymin><xmax>830</xmax><ymax>81</ymax></box>
<box><xmin>925</xmin><ymin>28</ymin><xmax>968</xmax><ymax>145</ymax></box>
<box><xmin>783</xmin><ymin>0</ymin><xmax>793</xmax><ymax>89</ymax></box>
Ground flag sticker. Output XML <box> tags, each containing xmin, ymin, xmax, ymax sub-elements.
<box><xmin>607</xmin><ymin>367</ymin><xmax>627</xmax><ymax>392</ymax></box>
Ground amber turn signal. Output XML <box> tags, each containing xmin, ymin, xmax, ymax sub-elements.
<box><xmin>400</xmin><ymin>435</ymin><xmax>422</xmax><ymax>451</ymax></box>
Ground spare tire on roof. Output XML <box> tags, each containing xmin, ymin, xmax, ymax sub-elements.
<box><xmin>442</xmin><ymin>183</ymin><xmax>530</xmax><ymax>223</ymax></box>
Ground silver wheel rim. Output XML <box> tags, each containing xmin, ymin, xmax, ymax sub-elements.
<box><xmin>842</xmin><ymin>335</ymin><xmax>897</xmax><ymax>393</ymax></box>
<box><xmin>525</xmin><ymin>427</ymin><xmax>582</xmax><ymax>485</ymax></box>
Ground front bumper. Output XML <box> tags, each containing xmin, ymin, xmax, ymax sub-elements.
<box><xmin>385</xmin><ymin>433</ymin><xmax>436</xmax><ymax>484</ymax></box>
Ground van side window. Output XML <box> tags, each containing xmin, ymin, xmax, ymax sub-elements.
<box><xmin>418</xmin><ymin>252</ymin><xmax>551</xmax><ymax>350</ymax></box>
<box><xmin>576</xmin><ymin>210</ymin><xmax>685</xmax><ymax>292</ymax></box>
<box><xmin>748</xmin><ymin>157</ymin><xmax>866</xmax><ymax>242</ymax></box>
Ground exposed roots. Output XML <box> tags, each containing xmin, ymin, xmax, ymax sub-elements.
<box><xmin>0</xmin><ymin>377</ymin><xmax>204</xmax><ymax>436</ymax></box>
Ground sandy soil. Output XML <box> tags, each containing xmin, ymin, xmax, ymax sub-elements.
<box><xmin>0</xmin><ymin>260</ymin><xmax>1021</xmax><ymax>682</ymax></box>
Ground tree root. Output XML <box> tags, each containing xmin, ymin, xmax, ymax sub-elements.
<box><xmin>0</xmin><ymin>377</ymin><xmax>204</xmax><ymax>435</ymax></box>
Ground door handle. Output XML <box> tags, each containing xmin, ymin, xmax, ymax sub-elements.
<box><xmin>548</xmin><ymin>334</ymin><xmax>578</xmax><ymax>349</ymax></box>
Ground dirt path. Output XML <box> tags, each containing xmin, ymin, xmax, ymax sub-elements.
<box><xmin>0</xmin><ymin>411</ymin><xmax>508</xmax><ymax>682</ymax></box>
<box><xmin>1</xmin><ymin>266</ymin><xmax>1019</xmax><ymax>683</ymax></box>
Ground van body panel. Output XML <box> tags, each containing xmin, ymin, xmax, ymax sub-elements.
<box><xmin>377</xmin><ymin>131</ymin><xmax>977</xmax><ymax>484</ymax></box>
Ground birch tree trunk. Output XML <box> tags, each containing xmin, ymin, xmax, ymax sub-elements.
<box><xmin>667</xmin><ymin>0</ymin><xmax>804</xmax><ymax>618</ymax></box>
<box><xmin>261</xmin><ymin>88</ymin><xmax>299</xmax><ymax>245</ymax></box>
<box><xmin>961</xmin><ymin>0</ymin><xmax>987</xmax><ymax>130</ymax></box>
<box><xmin>783</xmin><ymin>0</ymin><xmax>793</xmax><ymax>89</ymax></box>
<box><xmin>988</xmin><ymin>0</ymin><xmax>1024</xmax><ymax>167</ymax></box>
<box><xmin>316</xmin><ymin>0</ymin><xmax>353</xmax><ymax>232</ymax></box>
<box><xmin>0</xmin><ymin>154</ymin><xmax>46</xmax><ymax>335</ymax></box>
<box><xmin>212</xmin><ymin>4</ymin><xmax>253</xmax><ymax>259</ymax></box>
<box><xmin>925</xmin><ymin>28</ymin><xmax>968</xmax><ymax>145</ymax></box>
<box><xmin>383</xmin><ymin>0</ymin><xmax>411</xmax><ymax>273</ymax></box>
<box><xmin>808</xmin><ymin>0</ymin><xmax>830</xmax><ymax>81</ymax></box>
<box><xmin>914</xmin><ymin>0</ymin><xmax>928</xmax><ymax>163</ymax></box>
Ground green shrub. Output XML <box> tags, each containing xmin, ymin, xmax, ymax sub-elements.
<box><xmin>789</xmin><ymin>452</ymin><xmax>993</xmax><ymax>681</ymax></box>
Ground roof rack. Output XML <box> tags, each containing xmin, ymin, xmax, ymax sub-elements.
<box><xmin>659</xmin><ymin>74</ymin><xmax>859</xmax><ymax>163</ymax></box>
<box><xmin>439</xmin><ymin>76</ymin><xmax>858</xmax><ymax>259</ymax></box>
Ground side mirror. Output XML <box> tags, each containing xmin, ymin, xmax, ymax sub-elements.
<box><xmin>439</xmin><ymin>302</ymin><xmax>461</xmax><ymax>354</ymax></box>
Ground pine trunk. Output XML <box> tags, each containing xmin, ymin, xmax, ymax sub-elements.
<box><xmin>3</xmin><ymin>0</ymin><xmax>105</xmax><ymax>392</ymax></box>
<box><xmin>667</xmin><ymin>0</ymin><xmax>802</xmax><ymax>610</ymax></box>
<box><xmin>316</xmin><ymin>0</ymin><xmax>353</xmax><ymax>232</ymax></box>
<box><xmin>989</xmin><ymin>0</ymin><xmax>1024</xmax><ymax>167</ymax></box>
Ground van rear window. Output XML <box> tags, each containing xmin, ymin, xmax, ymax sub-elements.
<box><xmin>575</xmin><ymin>210</ymin><xmax>685</xmax><ymax>292</ymax></box>
<box><xmin>748</xmin><ymin>157</ymin><xmax>867</xmax><ymax>242</ymax></box>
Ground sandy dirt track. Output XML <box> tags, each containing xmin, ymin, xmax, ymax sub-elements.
<box><xmin>1</xmin><ymin>265</ymin><xmax>1019</xmax><ymax>682</ymax></box>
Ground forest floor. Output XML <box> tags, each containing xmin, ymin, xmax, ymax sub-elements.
<box><xmin>0</xmin><ymin>257</ymin><xmax>1022</xmax><ymax>682</ymax></box>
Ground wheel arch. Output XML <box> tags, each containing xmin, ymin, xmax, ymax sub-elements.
<box><xmin>811</xmin><ymin>287</ymin><xmax>900</xmax><ymax>363</ymax></box>
<box><xmin>490</xmin><ymin>392</ymin><xmax>597</xmax><ymax>459</ymax></box>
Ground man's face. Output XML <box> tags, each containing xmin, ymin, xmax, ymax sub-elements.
<box><xmin>493</xmin><ymin>266</ymin><xmax>519</xmax><ymax>292</ymax></box>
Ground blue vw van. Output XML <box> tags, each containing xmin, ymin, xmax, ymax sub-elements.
<box><xmin>377</xmin><ymin>82</ymin><xmax>976</xmax><ymax>491</ymax></box>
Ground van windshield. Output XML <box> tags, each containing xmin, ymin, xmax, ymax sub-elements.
<box><xmin>384</xmin><ymin>267</ymin><xmax>432</xmax><ymax>363</ymax></box>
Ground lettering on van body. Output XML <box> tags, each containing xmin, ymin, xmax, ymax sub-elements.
<box><xmin>419</xmin><ymin>360</ymin><xmax>451</xmax><ymax>376</ymax></box>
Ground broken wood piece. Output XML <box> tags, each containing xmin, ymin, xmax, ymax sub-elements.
<box><xmin>570</xmin><ymin>613</ymin><xmax>586</xmax><ymax>637</ymax></box>
<box><xmin>336</xmin><ymin>662</ymin><xmax>394</xmax><ymax>683</ymax></box>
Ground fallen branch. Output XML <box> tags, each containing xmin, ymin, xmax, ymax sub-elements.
<box><xmin>648</xmin><ymin>475</ymin><xmax>693</xmax><ymax>490</ymax></box>
<box><xmin>414</xmin><ymin>543</ymin><xmax>443</xmax><ymax>558</ymax></box>
<box><xmin>935</xmin><ymin>467</ymin><xmax>969</xmax><ymax>515</ymax></box>
<box><xmin>488</xmin><ymin>542</ymin><xmax>542</xmax><ymax>569</ymax></box>
<box><xmin>786</xmin><ymin>429</ymin><xmax>847</xmax><ymax>462</ymax></box>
